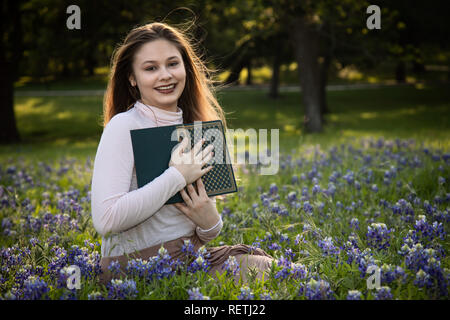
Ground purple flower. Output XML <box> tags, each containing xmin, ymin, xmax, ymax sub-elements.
<box><xmin>366</xmin><ymin>223</ymin><xmax>393</xmax><ymax>250</ymax></box>
<box><xmin>222</xmin><ymin>255</ymin><xmax>240</xmax><ymax>276</ymax></box>
<box><xmin>88</xmin><ymin>291</ymin><xmax>105</xmax><ymax>300</ymax></box>
<box><xmin>22</xmin><ymin>276</ymin><xmax>50</xmax><ymax>300</ymax></box>
<box><xmin>188</xmin><ymin>287</ymin><xmax>210</xmax><ymax>300</ymax></box>
<box><xmin>298</xmin><ymin>278</ymin><xmax>335</xmax><ymax>300</ymax></box>
<box><xmin>317</xmin><ymin>237</ymin><xmax>340</xmax><ymax>258</ymax></box>
<box><xmin>237</xmin><ymin>286</ymin><xmax>254</xmax><ymax>300</ymax></box>
<box><xmin>374</xmin><ymin>286</ymin><xmax>393</xmax><ymax>300</ymax></box>
<box><xmin>414</xmin><ymin>269</ymin><xmax>433</xmax><ymax>288</ymax></box>
<box><xmin>346</xmin><ymin>290</ymin><xmax>362</xmax><ymax>300</ymax></box>
<box><xmin>107</xmin><ymin>279</ymin><xmax>138</xmax><ymax>300</ymax></box>
<box><xmin>349</xmin><ymin>218</ymin><xmax>360</xmax><ymax>230</ymax></box>
<box><xmin>269</xmin><ymin>183</ymin><xmax>278</xmax><ymax>195</ymax></box>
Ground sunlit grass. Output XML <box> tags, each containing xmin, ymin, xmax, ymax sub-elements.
<box><xmin>1</xmin><ymin>85</ymin><xmax>449</xmax><ymax>162</ymax></box>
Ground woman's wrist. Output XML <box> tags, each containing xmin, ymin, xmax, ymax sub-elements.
<box><xmin>198</xmin><ymin>214</ymin><xmax>221</xmax><ymax>232</ymax></box>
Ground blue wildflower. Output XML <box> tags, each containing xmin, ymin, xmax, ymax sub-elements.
<box><xmin>346</xmin><ymin>290</ymin><xmax>362</xmax><ymax>300</ymax></box>
<box><xmin>107</xmin><ymin>279</ymin><xmax>138</xmax><ymax>300</ymax></box>
<box><xmin>237</xmin><ymin>286</ymin><xmax>254</xmax><ymax>300</ymax></box>
<box><xmin>187</xmin><ymin>287</ymin><xmax>210</xmax><ymax>300</ymax></box>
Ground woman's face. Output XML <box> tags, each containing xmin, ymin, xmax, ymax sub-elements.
<box><xmin>130</xmin><ymin>39</ymin><xmax>186</xmax><ymax>112</ymax></box>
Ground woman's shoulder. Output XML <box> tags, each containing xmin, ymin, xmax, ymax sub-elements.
<box><xmin>105</xmin><ymin>108</ymin><xmax>139</xmax><ymax>131</ymax></box>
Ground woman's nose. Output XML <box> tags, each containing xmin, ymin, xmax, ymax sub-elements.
<box><xmin>159</xmin><ymin>67</ymin><xmax>172</xmax><ymax>80</ymax></box>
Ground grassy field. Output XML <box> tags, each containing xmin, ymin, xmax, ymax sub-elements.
<box><xmin>0</xmin><ymin>84</ymin><xmax>449</xmax><ymax>300</ymax></box>
<box><xmin>2</xmin><ymin>84</ymin><xmax>449</xmax><ymax>162</ymax></box>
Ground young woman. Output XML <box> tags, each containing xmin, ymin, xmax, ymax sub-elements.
<box><xmin>91</xmin><ymin>22</ymin><xmax>274</xmax><ymax>286</ymax></box>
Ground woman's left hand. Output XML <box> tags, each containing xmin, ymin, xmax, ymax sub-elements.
<box><xmin>173</xmin><ymin>178</ymin><xmax>220</xmax><ymax>230</ymax></box>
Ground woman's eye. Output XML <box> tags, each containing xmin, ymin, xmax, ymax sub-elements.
<box><xmin>170</xmin><ymin>62</ymin><xmax>178</xmax><ymax>67</ymax></box>
<box><xmin>145</xmin><ymin>66</ymin><xmax>156</xmax><ymax>71</ymax></box>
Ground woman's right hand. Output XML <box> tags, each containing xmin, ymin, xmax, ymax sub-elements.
<box><xmin>169</xmin><ymin>137</ymin><xmax>215</xmax><ymax>185</ymax></box>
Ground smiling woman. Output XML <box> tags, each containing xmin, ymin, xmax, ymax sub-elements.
<box><xmin>92</xmin><ymin>22</ymin><xmax>278</xmax><ymax>286</ymax></box>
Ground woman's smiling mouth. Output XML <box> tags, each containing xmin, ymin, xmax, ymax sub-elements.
<box><xmin>155</xmin><ymin>83</ymin><xmax>176</xmax><ymax>93</ymax></box>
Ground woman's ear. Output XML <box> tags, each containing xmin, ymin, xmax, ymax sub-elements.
<box><xmin>129</xmin><ymin>75</ymin><xmax>136</xmax><ymax>87</ymax></box>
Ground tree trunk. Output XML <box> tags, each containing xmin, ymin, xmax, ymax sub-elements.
<box><xmin>0</xmin><ymin>0</ymin><xmax>22</xmax><ymax>144</ymax></box>
<box><xmin>0</xmin><ymin>60</ymin><xmax>21</xmax><ymax>144</ymax></box>
<box><xmin>246</xmin><ymin>60</ymin><xmax>252</xmax><ymax>85</ymax></box>
<box><xmin>395</xmin><ymin>60</ymin><xmax>406</xmax><ymax>83</ymax></box>
<box><xmin>225</xmin><ymin>57</ymin><xmax>248</xmax><ymax>86</ymax></box>
<box><xmin>319</xmin><ymin>53</ymin><xmax>331</xmax><ymax>124</ymax></box>
<box><xmin>269</xmin><ymin>52</ymin><xmax>280</xmax><ymax>99</ymax></box>
<box><xmin>290</xmin><ymin>16</ymin><xmax>323</xmax><ymax>133</ymax></box>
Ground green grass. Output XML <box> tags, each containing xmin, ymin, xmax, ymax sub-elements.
<box><xmin>1</xmin><ymin>84</ymin><xmax>449</xmax><ymax>162</ymax></box>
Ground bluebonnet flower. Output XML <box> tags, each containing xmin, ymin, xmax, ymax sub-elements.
<box><xmin>108</xmin><ymin>260</ymin><xmax>122</xmax><ymax>277</ymax></box>
<box><xmin>284</xmin><ymin>248</ymin><xmax>295</xmax><ymax>261</ymax></box>
<box><xmin>346</xmin><ymin>290</ymin><xmax>362</xmax><ymax>300</ymax></box>
<box><xmin>291</xmin><ymin>263</ymin><xmax>308</xmax><ymax>280</ymax></box>
<box><xmin>237</xmin><ymin>286</ymin><xmax>254</xmax><ymax>300</ymax></box>
<box><xmin>47</xmin><ymin>246</ymin><xmax>68</xmax><ymax>276</ymax></box>
<box><xmin>268</xmin><ymin>242</ymin><xmax>281</xmax><ymax>251</ymax></box>
<box><xmin>312</xmin><ymin>184</ymin><xmax>321</xmax><ymax>195</ymax></box>
<box><xmin>181</xmin><ymin>239</ymin><xmax>195</xmax><ymax>256</ymax></box>
<box><xmin>317</xmin><ymin>237</ymin><xmax>340</xmax><ymax>258</ymax></box>
<box><xmin>274</xmin><ymin>256</ymin><xmax>292</xmax><ymax>280</ymax></box>
<box><xmin>414</xmin><ymin>269</ymin><xmax>433</xmax><ymax>288</ymax></box>
<box><xmin>371</xmin><ymin>184</ymin><xmax>378</xmax><ymax>193</ymax></box>
<box><xmin>327</xmin><ymin>183</ymin><xmax>336</xmax><ymax>198</ymax></box>
<box><xmin>126</xmin><ymin>258</ymin><xmax>147</xmax><ymax>278</ymax></box>
<box><xmin>349</xmin><ymin>218</ymin><xmax>360</xmax><ymax>230</ymax></box>
<box><xmin>412</xmin><ymin>215</ymin><xmax>445</xmax><ymax>242</ymax></box>
<box><xmin>187</xmin><ymin>287</ymin><xmax>210</xmax><ymax>300</ymax></box>
<box><xmin>298</xmin><ymin>278</ymin><xmax>335</xmax><ymax>300</ymax></box>
<box><xmin>303</xmin><ymin>201</ymin><xmax>313</xmax><ymax>215</ymax></box>
<box><xmin>88</xmin><ymin>291</ymin><xmax>105</xmax><ymax>300</ymax></box>
<box><xmin>222</xmin><ymin>255</ymin><xmax>240</xmax><ymax>276</ymax></box>
<box><xmin>188</xmin><ymin>255</ymin><xmax>210</xmax><ymax>273</ymax></box>
<box><xmin>259</xmin><ymin>292</ymin><xmax>272</xmax><ymax>300</ymax></box>
<box><xmin>391</xmin><ymin>199</ymin><xmax>415</xmax><ymax>222</ymax></box>
<box><xmin>262</xmin><ymin>232</ymin><xmax>272</xmax><ymax>242</ymax></box>
<box><xmin>343</xmin><ymin>171</ymin><xmax>354</xmax><ymax>185</ymax></box>
<box><xmin>269</xmin><ymin>183</ymin><xmax>278</xmax><ymax>195</ymax></box>
<box><xmin>145</xmin><ymin>247</ymin><xmax>176</xmax><ymax>280</ymax></box>
<box><xmin>291</xmin><ymin>175</ymin><xmax>299</xmax><ymax>184</ymax></box>
<box><xmin>438</xmin><ymin>176</ymin><xmax>445</xmax><ymax>185</ymax></box>
<box><xmin>380</xmin><ymin>264</ymin><xmax>397</xmax><ymax>284</ymax></box>
<box><xmin>366</xmin><ymin>223</ymin><xmax>393</xmax><ymax>250</ymax></box>
<box><xmin>22</xmin><ymin>276</ymin><xmax>50</xmax><ymax>300</ymax></box>
<box><xmin>354</xmin><ymin>180</ymin><xmax>361</xmax><ymax>191</ymax></box>
<box><xmin>280</xmin><ymin>233</ymin><xmax>290</xmax><ymax>243</ymax></box>
<box><xmin>107</xmin><ymin>279</ymin><xmax>138</xmax><ymax>300</ymax></box>
<box><xmin>374</xmin><ymin>286</ymin><xmax>393</xmax><ymax>300</ymax></box>
<box><xmin>301</xmin><ymin>186</ymin><xmax>309</xmax><ymax>197</ymax></box>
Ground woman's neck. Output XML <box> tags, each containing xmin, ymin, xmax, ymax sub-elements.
<box><xmin>139</xmin><ymin>99</ymin><xmax>178</xmax><ymax>113</ymax></box>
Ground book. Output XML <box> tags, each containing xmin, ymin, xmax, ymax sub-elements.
<box><xmin>130</xmin><ymin>120</ymin><xmax>237</xmax><ymax>204</ymax></box>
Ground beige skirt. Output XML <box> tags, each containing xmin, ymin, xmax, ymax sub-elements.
<box><xmin>99</xmin><ymin>233</ymin><xmax>274</xmax><ymax>286</ymax></box>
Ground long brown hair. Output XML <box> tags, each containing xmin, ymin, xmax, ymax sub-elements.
<box><xmin>102</xmin><ymin>22</ymin><xmax>228</xmax><ymax>130</ymax></box>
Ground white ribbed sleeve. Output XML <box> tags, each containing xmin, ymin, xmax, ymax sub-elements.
<box><xmin>90</xmin><ymin>114</ymin><xmax>187</xmax><ymax>236</ymax></box>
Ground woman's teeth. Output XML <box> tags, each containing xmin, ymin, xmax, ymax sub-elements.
<box><xmin>156</xmin><ymin>84</ymin><xmax>175</xmax><ymax>90</ymax></box>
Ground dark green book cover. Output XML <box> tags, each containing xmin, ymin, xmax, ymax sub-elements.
<box><xmin>130</xmin><ymin>120</ymin><xmax>237</xmax><ymax>204</ymax></box>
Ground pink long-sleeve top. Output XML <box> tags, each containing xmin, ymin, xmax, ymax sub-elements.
<box><xmin>91</xmin><ymin>100</ymin><xmax>223</xmax><ymax>257</ymax></box>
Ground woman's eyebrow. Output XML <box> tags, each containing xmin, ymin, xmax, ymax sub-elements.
<box><xmin>141</xmin><ymin>56</ymin><xmax>179</xmax><ymax>65</ymax></box>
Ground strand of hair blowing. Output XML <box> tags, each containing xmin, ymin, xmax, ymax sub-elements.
<box><xmin>101</xmin><ymin>22</ymin><xmax>228</xmax><ymax>132</ymax></box>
